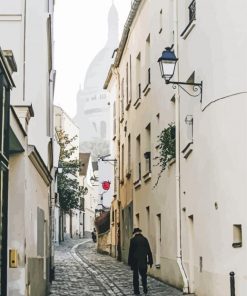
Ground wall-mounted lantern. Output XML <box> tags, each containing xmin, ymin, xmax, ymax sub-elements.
<box><xmin>158</xmin><ymin>46</ymin><xmax>203</xmax><ymax>100</ymax></box>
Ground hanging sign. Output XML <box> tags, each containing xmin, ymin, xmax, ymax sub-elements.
<box><xmin>102</xmin><ymin>181</ymin><xmax>111</xmax><ymax>191</ymax></box>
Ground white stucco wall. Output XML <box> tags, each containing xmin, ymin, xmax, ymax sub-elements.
<box><xmin>2</xmin><ymin>0</ymin><xmax>55</xmax><ymax>294</ymax></box>
<box><xmin>177</xmin><ymin>1</ymin><xmax>247</xmax><ymax>294</ymax></box>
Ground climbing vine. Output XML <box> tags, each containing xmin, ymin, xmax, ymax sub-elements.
<box><xmin>154</xmin><ymin>122</ymin><xmax>176</xmax><ymax>187</ymax></box>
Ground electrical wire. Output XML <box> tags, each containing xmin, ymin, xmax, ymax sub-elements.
<box><xmin>201</xmin><ymin>91</ymin><xmax>247</xmax><ymax>112</ymax></box>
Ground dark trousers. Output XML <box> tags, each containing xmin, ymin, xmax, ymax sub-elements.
<box><xmin>133</xmin><ymin>266</ymin><xmax>147</xmax><ymax>293</ymax></box>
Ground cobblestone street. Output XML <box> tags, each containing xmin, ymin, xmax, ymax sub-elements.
<box><xmin>50</xmin><ymin>239</ymin><xmax>183</xmax><ymax>296</ymax></box>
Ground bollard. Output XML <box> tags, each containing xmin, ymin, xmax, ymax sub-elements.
<box><xmin>230</xmin><ymin>272</ymin><xmax>235</xmax><ymax>296</ymax></box>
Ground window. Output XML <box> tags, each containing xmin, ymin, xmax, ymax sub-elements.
<box><xmin>121</xmin><ymin>144</ymin><xmax>124</xmax><ymax>181</ymax></box>
<box><xmin>113</xmin><ymin>102</ymin><xmax>116</xmax><ymax>138</ymax></box>
<box><xmin>112</xmin><ymin>209</ymin><xmax>115</xmax><ymax>223</ymax></box>
<box><xmin>136</xmin><ymin>135</ymin><xmax>141</xmax><ymax>181</ymax></box>
<box><xmin>159</xmin><ymin>9</ymin><xmax>163</xmax><ymax>33</ymax></box>
<box><xmin>146</xmin><ymin>206</ymin><xmax>150</xmax><ymax>237</ymax></box>
<box><xmin>145</xmin><ymin>35</ymin><xmax>151</xmax><ymax>87</ymax></box>
<box><xmin>114</xmin><ymin>162</ymin><xmax>117</xmax><ymax>193</ymax></box>
<box><xmin>127</xmin><ymin>134</ymin><xmax>131</xmax><ymax>175</ymax></box>
<box><xmin>135</xmin><ymin>213</ymin><xmax>140</xmax><ymax>228</ymax></box>
<box><xmin>126</xmin><ymin>63</ymin><xmax>129</xmax><ymax>105</ymax></box>
<box><xmin>121</xmin><ymin>78</ymin><xmax>124</xmax><ymax>116</ymax></box>
<box><xmin>185</xmin><ymin>115</ymin><xmax>193</xmax><ymax>142</ymax></box>
<box><xmin>129</xmin><ymin>55</ymin><xmax>132</xmax><ymax>102</ymax></box>
<box><xmin>233</xmin><ymin>225</ymin><xmax>242</xmax><ymax>248</ymax></box>
<box><xmin>136</xmin><ymin>53</ymin><xmax>141</xmax><ymax>100</ymax></box>
<box><xmin>145</xmin><ymin>124</ymin><xmax>151</xmax><ymax>173</ymax></box>
<box><xmin>181</xmin><ymin>0</ymin><xmax>196</xmax><ymax>39</ymax></box>
<box><xmin>80</xmin><ymin>197</ymin><xmax>85</xmax><ymax>211</ymax></box>
<box><xmin>155</xmin><ymin>214</ymin><xmax>161</xmax><ymax>266</ymax></box>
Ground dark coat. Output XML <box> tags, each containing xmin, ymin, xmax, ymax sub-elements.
<box><xmin>128</xmin><ymin>233</ymin><xmax>153</xmax><ymax>269</ymax></box>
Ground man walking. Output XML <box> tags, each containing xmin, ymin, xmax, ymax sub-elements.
<box><xmin>128</xmin><ymin>228</ymin><xmax>153</xmax><ymax>295</ymax></box>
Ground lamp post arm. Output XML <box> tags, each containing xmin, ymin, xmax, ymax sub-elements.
<box><xmin>167</xmin><ymin>80</ymin><xmax>203</xmax><ymax>101</ymax></box>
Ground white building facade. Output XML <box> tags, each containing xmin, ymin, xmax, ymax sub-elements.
<box><xmin>54</xmin><ymin>106</ymin><xmax>81</xmax><ymax>240</ymax></box>
<box><xmin>0</xmin><ymin>0</ymin><xmax>56</xmax><ymax>295</ymax></box>
<box><xmin>79</xmin><ymin>153</ymin><xmax>98</xmax><ymax>238</ymax></box>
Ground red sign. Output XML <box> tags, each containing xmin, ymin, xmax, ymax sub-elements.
<box><xmin>102</xmin><ymin>181</ymin><xmax>111</xmax><ymax>191</ymax></box>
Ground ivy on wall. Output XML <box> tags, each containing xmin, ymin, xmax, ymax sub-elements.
<box><xmin>154</xmin><ymin>122</ymin><xmax>176</xmax><ymax>187</ymax></box>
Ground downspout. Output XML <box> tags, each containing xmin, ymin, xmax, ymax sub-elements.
<box><xmin>174</xmin><ymin>0</ymin><xmax>189</xmax><ymax>293</ymax></box>
<box><xmin>23</xmin><ymin>0</ymin><xmax>27</xmax><ymax>101</ymax></box>
<box><xmin>113</xmin><ymin>67</ymin><xmax>121</xmax><ymax>261</ymax></box>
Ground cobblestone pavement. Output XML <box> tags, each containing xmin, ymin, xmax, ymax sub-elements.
<box><xmin>49</xmin><ymin>239</ymin><xmax>183</xmax><ymax>296</ymax></box>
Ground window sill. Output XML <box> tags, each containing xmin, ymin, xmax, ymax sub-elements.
<box><xmin>232</xmin><ymin>242</ymin><xmax>242</xmax><ymax>248</ymax></box>
<box><xmin>125</xmin><ymin>100</ymin><xmax>131</xmax><ymax>111</ymax></box>
<box><xmin>168</xmin><ymin>158</ymin><xmax>176</xmax><ymax>167</ymax></box>
<box><xmin>143</xmin><ymin>172</ymin><xmax>151</xmax><ymax>182</ymax></box>
<box><xmin>133</xmin><ymin>179</ymin><xmax>141</xmax><ymax>189</ymax></box>
<box><xmin>143</xmin><ymin>83</ymin><xmax>151</xmax><ymax>96</ymax></box>
<box><xmin>182</xmin><ymin>142</ymin><xmax>193</xmax><ymax>159</ymax></box>
<box><xmin>181</xmin><ymin>20</ymin><xmax>196</xmax><ymax>40</ymax></box>
<box><xmin>133</xmin><ymin>97</ymin><xmax>141</xmax><ymax>109</ymax></box>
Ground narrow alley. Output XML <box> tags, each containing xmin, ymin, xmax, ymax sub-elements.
<box><xmin>49</xmin><ymin>239</ymin><xmax>183</xmax><ymax>296</ymax></box>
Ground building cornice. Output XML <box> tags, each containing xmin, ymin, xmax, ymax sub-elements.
<box><xmin>103</xmin><ymin>64</ymin><xmax>114</xmax><ymax>90</ymax></box>
<box><xmin>114</xmin><ymin>0</ymin><xmax>142</xmax><ymax>67</ymax></box>
<box><xmin>28</xmin><ymin>145</ymin><xmax>53</xmax><ymax>186</ymax></box>
<box><xmin>0</xmin><ymin>48</ymin><xmax>16</xmax><ymax>88</ymax></box>
<box><xmin>10</xmin><ymin>106</ymin><xmax>27</xmax><ymax>137</ymax></box>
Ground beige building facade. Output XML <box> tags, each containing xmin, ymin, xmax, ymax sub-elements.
<box><xmin>104</xmin><ymin>0</ymin><xmax>182</xmax><ymax>289</ymax></box>
<box><xmin>105</xmin><ymin>0</ymin><xmax>247</xmax><ymax>295</ymax></box>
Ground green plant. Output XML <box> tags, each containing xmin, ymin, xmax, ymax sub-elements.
<box><xmin>154</xmin><ymin>122</ymin><xmax>176</xmax><ymax>187</ymax></box>
<box><xmin>56</xmin><ymin>129</ymin><xmax>82</xmax><ymax>212</ymax></box>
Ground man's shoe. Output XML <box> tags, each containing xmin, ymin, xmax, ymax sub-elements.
<box><xmin>134</xmin><ymin>292</ymin><xmax>140</xmax><ymax>295</ymax></box>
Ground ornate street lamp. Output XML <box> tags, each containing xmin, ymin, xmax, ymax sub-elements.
<box><xmin>158</xmin><ymin>47</ymin><xmax>178</xmax><ymax>83</ymax></box>
<box><xmin>158</xmin><ymin>46</ymin><xmax>203</xmax><ymax>100</ymax></box>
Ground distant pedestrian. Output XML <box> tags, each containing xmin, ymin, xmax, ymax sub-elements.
<box><xmin>128</xmin><ymin>228</ymin><xmax>153</xmax><ymax>295</ymax></box>
<box><xmin>91</xmin><ymin>228</ymin><xmax>97</xmax><ymax>243</ymax></box>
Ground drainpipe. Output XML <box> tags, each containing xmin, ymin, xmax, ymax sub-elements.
<box><xmin>23</xmin><ymin>0</ymin><xmax>27</xmax><ymax>101</ymax></box>
<box><xmin>113</xmin><ymin>67</ymin><xmax>121</xmax><ymax>261</ymax></box>
<box><xmin>174</xmin><ymin>0</ymin><xmax>189</xmax><ymax>293</ymax></box>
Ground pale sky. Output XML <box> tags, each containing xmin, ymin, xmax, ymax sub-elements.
<box><xmin>54</xmin><ymin>0</ymin><xmax>131</xmax><ymax>118</ymax></box>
